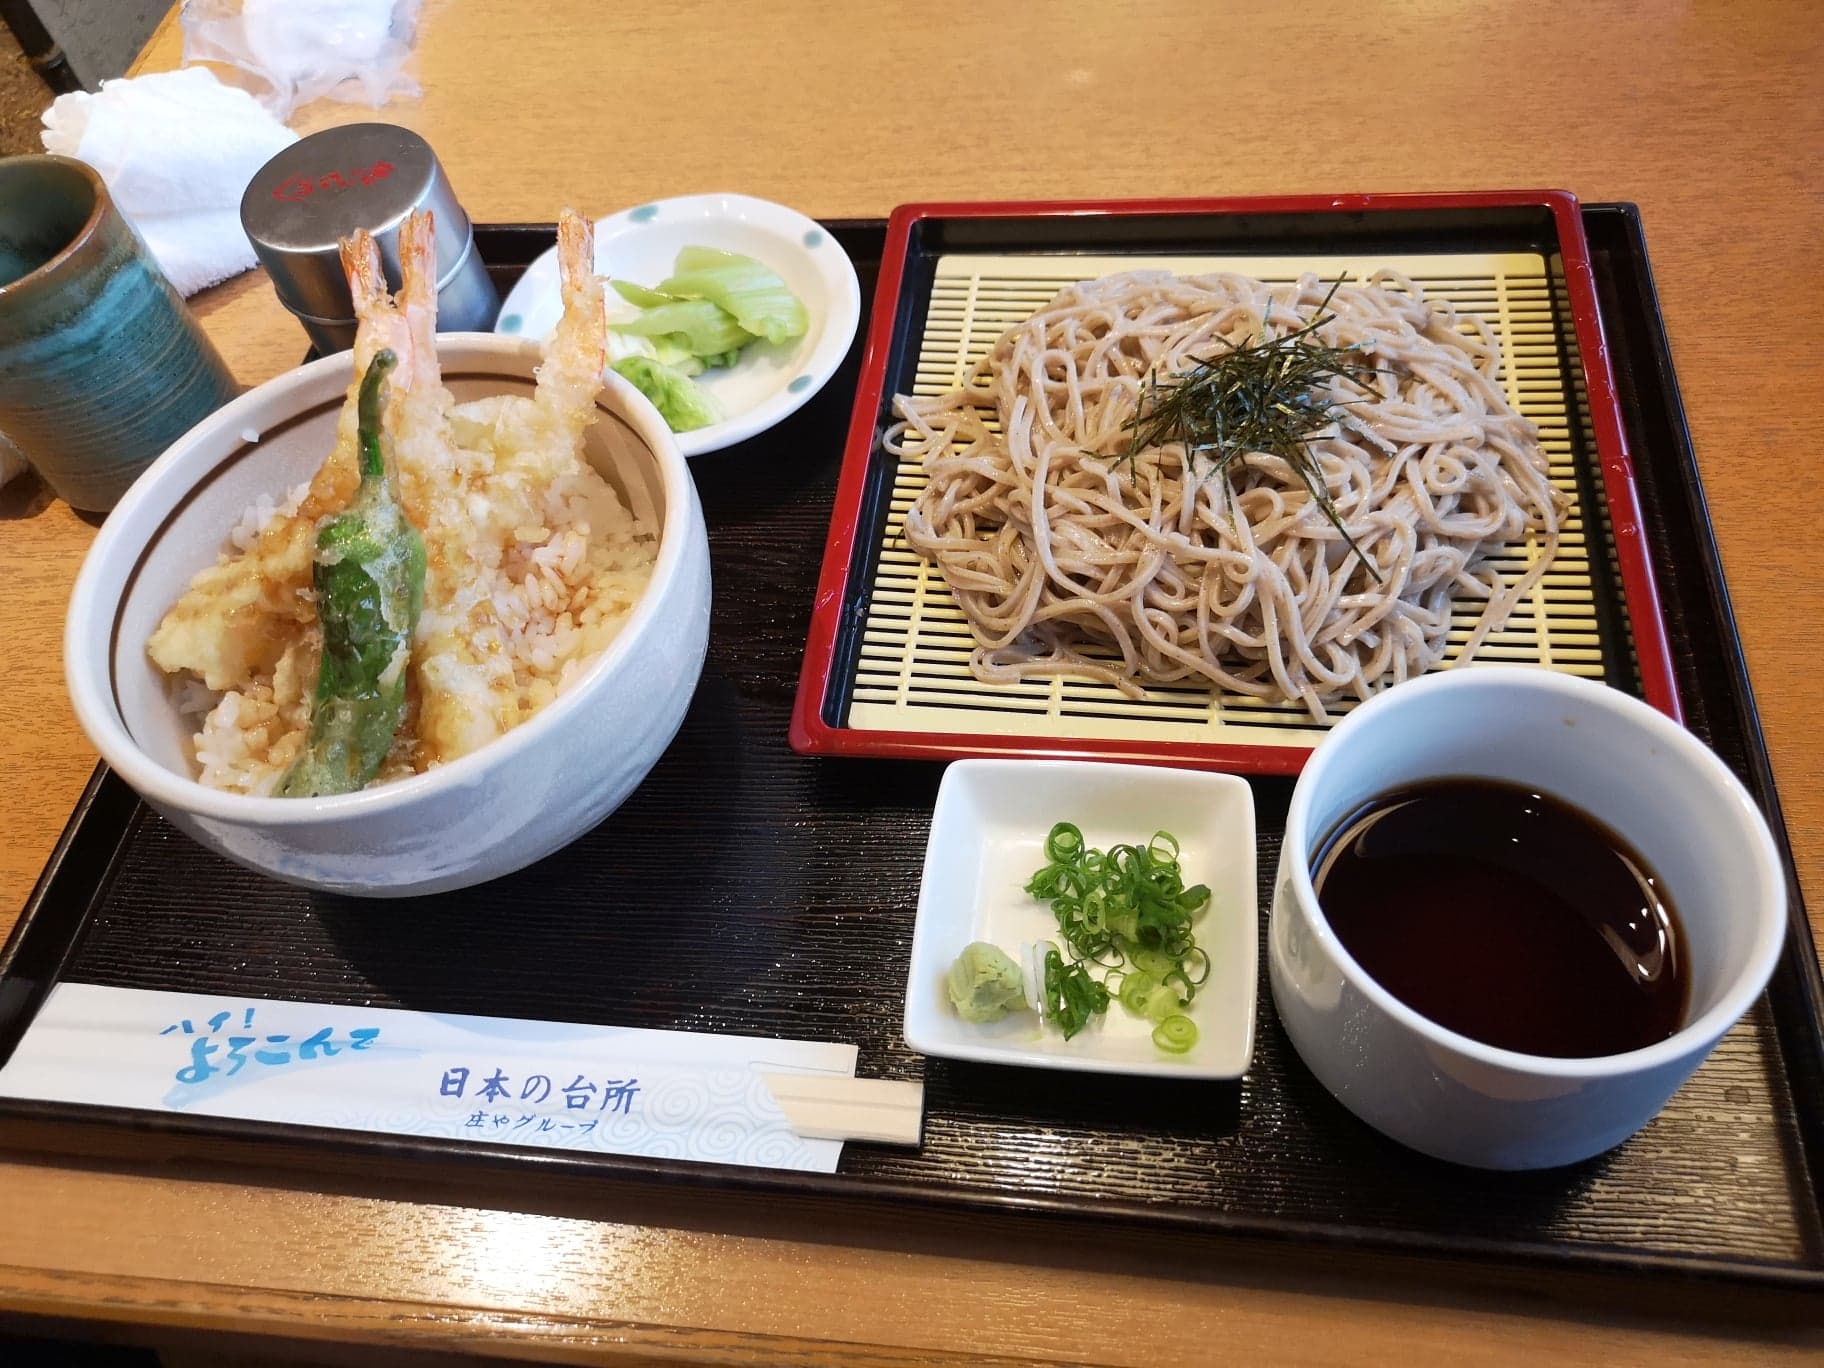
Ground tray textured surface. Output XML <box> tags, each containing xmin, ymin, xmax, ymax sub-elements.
<box><xmin>850</xmin><ymin>251</ymin><xmax>1614</xmax><ymax>746</ymax></box>
<box><xmin>61</xmin><ymin>790</ymin><xmax>1820</xmax><ymax>1264</ymax></box>
<box><xmin>4</xmin><ymin>215</ymin><xmax>1820</xmax><ymax>1282</ymax></box>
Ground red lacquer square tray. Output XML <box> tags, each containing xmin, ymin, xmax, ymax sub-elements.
<box><xmin>789</xmin><ymin>192</ymin><xmax>1677</xmax><ymax>775</ymax></box>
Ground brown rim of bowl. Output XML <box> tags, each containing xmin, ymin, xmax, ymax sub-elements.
<box><xmin>106</xmin><ymin>395</ymin><xmax>336</xmax><ymax>723</ymax></box>
<box><xmin>0</xmin><ymin>154</ymin><xmax>110</xmax><ymax>303</ymax></box>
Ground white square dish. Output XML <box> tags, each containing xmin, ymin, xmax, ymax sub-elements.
<box><xmin>903</xmin><ymin>759</ymin><xmax>1258</xmax><ymax>1078</ymax></box>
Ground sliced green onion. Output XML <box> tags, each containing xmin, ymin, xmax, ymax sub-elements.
<box><xmin>1180</xmin><ymin>945</ymin><xmax>1212</xmax><ymax>987</ymax></box>
<box><xmin>1024</xmin><ymin>819</ymin><xmax>1214</xmax><ymax>1053</ymax></box>
<box><xmin>1130</xmin><ymin>946</ymin><xmax>1176</xmax><ymax>979</ymax></box>
<box><xmin>1152</xmin><ymin>1015</ymin><xmax>1198</xmax><ymax>1053</ymax></box>
<box><xmin>1044</xmin><ymin>822</ymin><xmax>1085</xmax><ymax>862</ymax></box>
<box><xmin>1117</xmin><ymin>970</ymin><xmax>1157</xmax><ymax>1016</ymax></box>
<box><xmin>1042</xmin><ymin>946</ymin><xmax>1107</xmax><ymax>1040</ymax></box>
<box><xmin>1138</xmin><ymin>982</ymin><xmax>1183</xmax><ymax>1024</ymax></box>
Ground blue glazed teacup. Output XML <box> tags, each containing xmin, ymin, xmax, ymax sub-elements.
<box><xmin>0</xmin><ymin>154</ymin><xmax>239</xmax><ymax>512</ymax></box>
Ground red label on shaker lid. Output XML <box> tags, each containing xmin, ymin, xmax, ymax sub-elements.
<box><xmin>271</xmin><ymin>161</ymin><xmax>396</xmax><ymax>203</ymax></box>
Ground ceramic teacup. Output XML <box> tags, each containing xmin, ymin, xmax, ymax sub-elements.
<box><xmin>0</xmin><ymin>154</ymin><xmax>238</xmax><ymax>511</ymax></box>
<box><xmin>1269</xmin><ymin>666</ymin><xmax>1786</xmax><ymax>1170</ymax></box>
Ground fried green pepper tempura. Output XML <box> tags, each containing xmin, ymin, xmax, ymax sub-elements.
<box><xmin>277</xmin><ymin>350</ymin><xmax>426</xmax><ymax>797</ymax></box>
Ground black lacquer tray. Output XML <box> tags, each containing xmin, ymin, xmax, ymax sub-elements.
<box><xmin>2</xmin><ymin>210</ymin><xmax>1820</xmax><ymax>1297</ymax></box>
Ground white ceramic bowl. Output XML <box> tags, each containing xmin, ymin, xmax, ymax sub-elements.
<box><xmin>65</xmin><ymin>333</ymin><xmax>711</xmax><ymax>897</ymax></box>
<box><xmin>493</xmin><ymin>193</ymin><xmax>862</xmax><ymax>456</ymax></box>
<box><xmin>1269</xmin><ymin>666</ymin><xmax>1786</xmax><ymax>1169</ymax></box>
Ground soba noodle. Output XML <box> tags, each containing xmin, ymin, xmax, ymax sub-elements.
<box><xmin>890</xmin><ymin>270</ymin><xmax>1565</xmax><ymax>719</ymax></box>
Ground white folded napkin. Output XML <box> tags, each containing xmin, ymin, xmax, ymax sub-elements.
<box><xmin>41</xmin><ymin>67</ymin><xmax>297</xmax><ymax>297</ymax></box>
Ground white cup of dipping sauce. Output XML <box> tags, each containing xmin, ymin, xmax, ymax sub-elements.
<box><xmin>1269</xmin><ymin>666</ymin><xmax>1787</xmax><ymax>1170</ymax></box>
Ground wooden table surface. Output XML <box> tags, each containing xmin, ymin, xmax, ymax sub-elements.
<box><xmin>3</xmin><ymin>2</ymin><xmax>1822</xmax><ymax>1362</ymax></box>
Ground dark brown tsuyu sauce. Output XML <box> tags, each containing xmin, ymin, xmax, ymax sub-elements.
<box><xmin>1311</xmin><ymin>778</ymin><xmax>1687</xmax><ymax>1058</ymax></box>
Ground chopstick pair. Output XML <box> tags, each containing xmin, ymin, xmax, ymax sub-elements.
<box><xmin>758</xmin><ymin>1071</ymin><xmax>923</xmax><ymax>1147</ymax></box>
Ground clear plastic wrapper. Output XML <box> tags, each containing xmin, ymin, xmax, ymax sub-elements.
<box><xmin>180</xmin><ymin>0</ymin><xmax>422</xmax><ymax>120</ymax></box>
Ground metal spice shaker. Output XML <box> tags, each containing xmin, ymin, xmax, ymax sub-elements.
<box><xmin>241</xmin><ymin>123</ymin><xmax>498</xmax><ymax>354</ymax></box>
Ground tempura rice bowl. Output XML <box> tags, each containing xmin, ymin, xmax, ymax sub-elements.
<box><xmin>66</xmin><ymin>333</ymin><xmax>711</xmax><ymax>896</ymax></box>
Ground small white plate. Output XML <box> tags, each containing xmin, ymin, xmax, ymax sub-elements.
<box><xmin>494</xmin><ymin>193</ymin><xmax>861</xmax><ymax>457</ymax></box>
<box><xmin>903</xmin><ymin>760</ymin><xmax>1258</xmax><ymax>1079</ymax></box>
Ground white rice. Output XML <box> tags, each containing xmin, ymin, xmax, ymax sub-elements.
<box><xmin>229</xmin><ymin>481</ymin><xmax>309</xmax><ymax>553</ymax></box>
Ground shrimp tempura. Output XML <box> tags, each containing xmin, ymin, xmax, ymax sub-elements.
<box><xmin>412</xmin><ymin>210</ymin><xmax>609</xmax><ymax>757</ymax></box>
<box><xmin>146</xmin><ymin>223</ymin><xmax>424</xmax><ymax>692</ymax></box>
